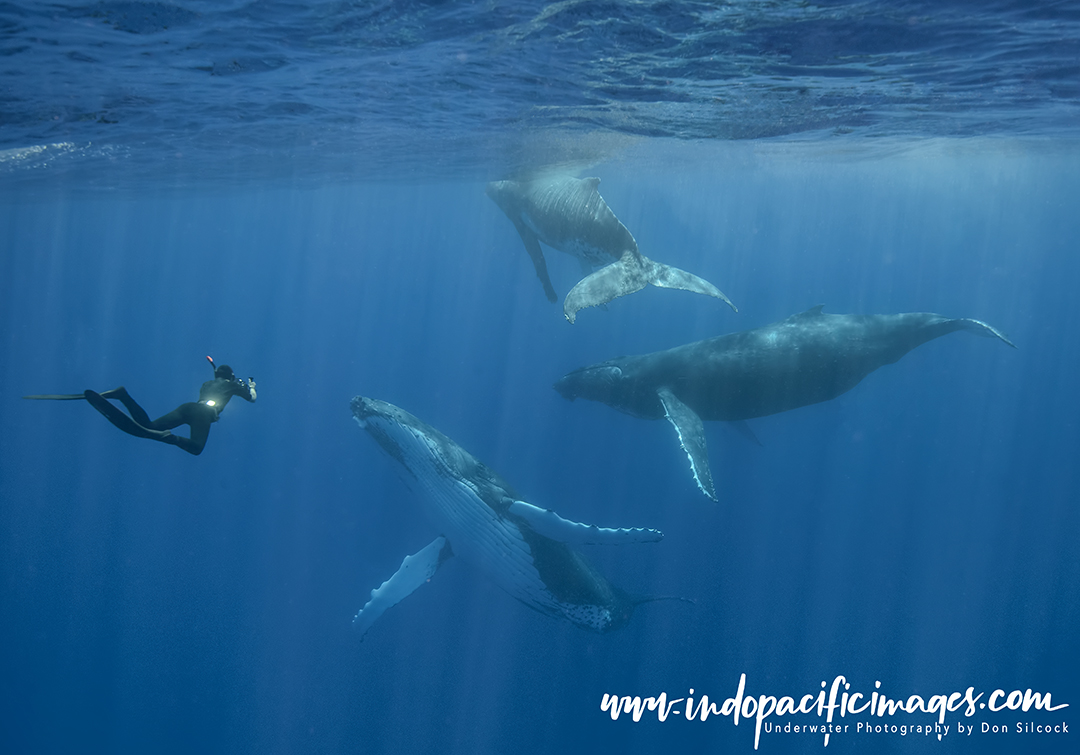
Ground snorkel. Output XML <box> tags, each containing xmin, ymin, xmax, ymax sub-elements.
<box><xmin>207</xmin><ymin>355</ymin><xmax>256</xmax><ymax>400</ymax></box>
<box><xmin>207</xmin><ymin>355</ymin><xmax>234</xmax><ymax>380</ymax></box>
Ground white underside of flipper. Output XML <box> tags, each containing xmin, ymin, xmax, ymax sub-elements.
<box><xmin>508</xmin><ymin>500</ymin><xmax>663</xmax><ymax>544</ymax></box>
<box><xmin>354</xmin><ymin>536</ymin><xmax>451</xmax><ymax>639</ymax></box>
<box><xmin>657</xmin><ymin>387</ymin><xmax>717</xmax><ymax>501</ymax></box>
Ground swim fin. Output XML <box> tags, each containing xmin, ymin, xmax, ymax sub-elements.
<box><xmin>23</xmin><ymin>393</ymin><xmax>89</xmax><ymax>400</ymax></box>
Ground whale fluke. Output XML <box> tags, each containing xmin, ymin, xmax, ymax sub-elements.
<box><xmin>563</xmin><ymin>251</ymin><xmax>738</xmax><ymax>323</ymax></box>
<box><xmin>953</xmin><ymin>318</ymin><xmax>1017</xmax><ymax>348</ymax></box>
<box><xmin>643</xmin><ymin>258</ymin><xmax>738</xmax><ymax>310</ymax></box>
<box><xmin>487</xmin><ymin>176</ymin><xmax>737</xmax><ymax>323</ymax></box>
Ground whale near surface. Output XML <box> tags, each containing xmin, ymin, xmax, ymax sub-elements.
<box><xmin>485</xmin><ymin>175</ymin><xmax>737</xmax><ymax>323</ymax></box>
<box><xmin>554</xmin><ymin>307</ymin><xmax>1016</xmax><ymax>501</ymax></box>
<box><xmin>350</xmin><ymin>396</ymin><xmax>664</xmax><ymax>637</ymax></box>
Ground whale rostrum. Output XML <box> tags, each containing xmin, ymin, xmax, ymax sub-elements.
<box><xmin>351</xmin><ymin>396</ymin><xmax>665</xmax><ymax>637</ymax></box>
<box><xmin>486</xmin><ymin>175</ymin><xmax>737</xmax><ymax>323</ymax></box>
<box><xmin>554</xmin><ymin>307</ymin><xmax>1016</xmax><ymax>500</ymax></box>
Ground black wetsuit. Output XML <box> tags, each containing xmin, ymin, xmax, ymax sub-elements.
<box><xmin>25</xmin><ymin>367</ymin><xmax>256</xmax><ymax>456</ymax></box>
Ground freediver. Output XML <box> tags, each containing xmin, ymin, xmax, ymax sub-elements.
<box><xmin>23</xmin><ymin>356</ymin><xmax>256</xmax><ymax>456</ymax></box>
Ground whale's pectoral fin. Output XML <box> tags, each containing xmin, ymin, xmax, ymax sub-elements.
<box><xmin>643</xmin><ymin>258</ymin><xmax>738</xmax><ymax>313</ymax></box>
<box><xmin>507</xmin><ymin>500</ymin><xmax>663</xmax><ymax>544</ymax></box>
<box><xmin>512</xmin><ymin>220</ymin><xmax>558</xmax><ymax>303</ymax></box>
<box><xmin>563</xmin><ymin>250</ymin><xmax>651</xmax><ymax>323</ymax></box>
<box><xmin>353</xmin><ymin>536</ymin><xmax>453</xmax><ymax>639</ymax></box>
<box><xmin>657</xmin><ymin>387</ymin><xmax>717</xmax><ymax>501</ymax></box>
<box><xmin>955</xmin><ymin>318</ymin><xmax>1017</xmax><ymax>348</ymax></box>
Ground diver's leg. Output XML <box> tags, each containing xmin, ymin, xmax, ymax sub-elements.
<box><xmin>158</xmin><ymin>403</ymin><xmax>214</xmax><ymax>455</ymax></box>
<box><xmin>84</xmin><ymin>390</ymin><xmax>173</xmax><ymax>441</ymax></box>
<box><xmin>146</xmin><ymin>405</ymin><xmax>192</xmax><ymax>432</ymax></box>
<box><xmin>165</xmin><ymin>419</ymin><xmax>211</xmax><ymax>456</ymax></box>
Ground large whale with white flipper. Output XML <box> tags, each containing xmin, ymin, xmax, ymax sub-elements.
<box><xmin>350</xmin><ymin>396</ymin><xmax>665</xmax><ymax>637</ymax></box>
<box><xmin>554</xmin><ymin>307</ymin><xmax>1016</xmax><ymax>501</ymax></box>
<box><xmin>486</xmin><ymin>175</ymin><xmax>738</xmax><ymax>323</ymax></box>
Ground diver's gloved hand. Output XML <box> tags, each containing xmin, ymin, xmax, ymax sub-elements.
<box><xmin>247</xmin><ymin>377</ymin><xmax>257</xmax><ymax>401</ymax></box>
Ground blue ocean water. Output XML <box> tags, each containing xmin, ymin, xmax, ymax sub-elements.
<box><xmin>1</xmin><ymin>2</ymin><xmax>1078</xmax><ymax>754</ymax></box>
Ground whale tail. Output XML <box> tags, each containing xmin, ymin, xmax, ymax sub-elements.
<box><xmin>951</xmin><ymin>318</ymin><xmax>1017</xmax><ymax>348</ymax></box>
<box><xmin>563</xmin><ymin>251</ymin><xmax>738</xmax><ymax>323</ymax></box>
<box><xmin>910</xmin><ymin>315</ymin><xmax>1017</xmax><ymax>351</ymax></box>
<box><xmin>643</xmin><ymin>257</ymin><xmax>738</xmax><ymax>313</ymax></box>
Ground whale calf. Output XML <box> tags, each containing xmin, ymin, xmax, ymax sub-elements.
<box><xmin>554</xmin><ymin>307</ymin><xmax>1016</xmax><ymax>500</ymax></box>
<box><xmin>486</xmin><ymin>175</ymin><xmax>737</xmax><ymax>323</ymax></box>
<box><xmin>351</xmin><ymin>396</ymin><xmax>664</xmax><ymax>637</ymax></box>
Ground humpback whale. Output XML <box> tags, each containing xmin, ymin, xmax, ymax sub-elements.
<box><xmin>486</xmin><ymin>176</ymin><xmax>737</xmax><ymax>323</ymax></box>
<box><xmin>350</xmin><ymin>396</ymin><xmax>664</xmax><ymax>637</ymax></box>
<box><xmin>554</xmin><ymin>307</ymin><xmax>1016</xmax><ymax>500</ymax></box>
